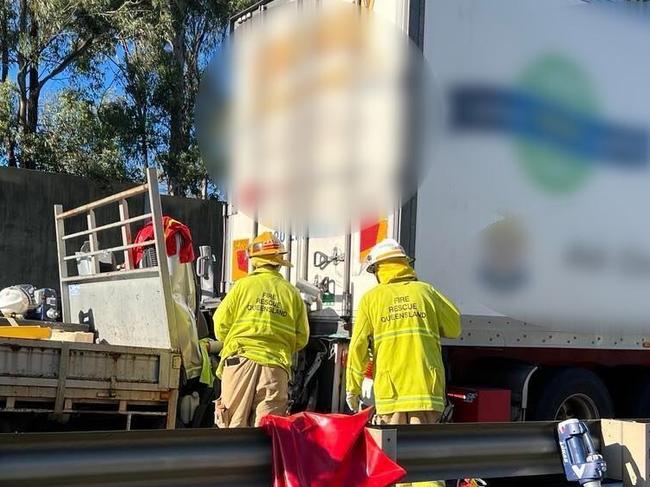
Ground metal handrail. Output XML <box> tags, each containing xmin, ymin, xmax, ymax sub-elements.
<box><xmin>62</xmin><ymin>213</ymin><xmax>152</xmax><ymax>241</ymax></box>
<box><xmin>0</xmin><ymin>421</ymin><xmax>593</xmax><ymax>486</ymax></box>
<box><xmin>55</xmin><ymin>183</ymin><xmax>149</xmax><ymax>220</ymax></box>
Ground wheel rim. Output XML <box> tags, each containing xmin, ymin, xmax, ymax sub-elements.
<box><xmin>554</xmin><ymin>393</ymin><xmax>599</xmax><ymax>420</ymax></box>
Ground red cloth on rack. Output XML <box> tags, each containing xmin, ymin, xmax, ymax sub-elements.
<box><xmin>131</xmin><ymin>216</ymin><xmax>195</xmax><ymax>266</ymax></box>
<box><xmin>260</xmin><ymin>408</ymin><xmax>405</xmax><ymax>487</ymax></box>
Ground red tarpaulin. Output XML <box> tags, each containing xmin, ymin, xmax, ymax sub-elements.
<box><xmin>260</xmin><ymin>408</ymin><xmax>406</xmax><ymax>487</ymax></box>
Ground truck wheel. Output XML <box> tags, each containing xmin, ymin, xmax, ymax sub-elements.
<box><xmin>529</xmin><ymin>368</ymin><xmax>614</xmax><ymax>421</ymax></box>
<box><xmin>626</xmin><ymin>378</ymin><xmax>650</xmax><ymax>419</ymax></box>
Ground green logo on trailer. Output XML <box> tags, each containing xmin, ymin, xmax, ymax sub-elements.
<box><xmin>515</xmin><ymin>54</ymin><xmax>598</xmax><ymax>194</ymax></box>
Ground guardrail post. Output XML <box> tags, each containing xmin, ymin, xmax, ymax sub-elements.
<box><xmin>601</xmin><ymin>419</ymin><xmax>648</xmax><ymax>487</ymax></box>
<box><xmin>367</xmin><ymin>426</ymin><xmax>397</xmax><ymax>460</ymax></box>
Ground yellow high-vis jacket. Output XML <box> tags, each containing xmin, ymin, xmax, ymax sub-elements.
<box><xmin>346</xmin><ymin>262</ymin><xmax>461</xmax><ymax>415</ymax></box>
<box><xmin>214</xmin><ymin>266</ymin><xmax>309</xmax><ymax>378</ymax></box>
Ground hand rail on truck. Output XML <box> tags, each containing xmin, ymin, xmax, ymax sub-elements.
<box><xmin>0</xmin><ymin>421</ymin><xmax>602</xmax><ymax>486</ymax></box>
<box><xmin>53</xmin><ymin>168</ymin><xmax>178</xmax><ymax>349</ymax></box>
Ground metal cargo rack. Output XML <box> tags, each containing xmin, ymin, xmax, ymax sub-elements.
<box><xmin>0</xmin><ymin>168</ymin><xmax>183</xmax><ymax>429</ymax></box>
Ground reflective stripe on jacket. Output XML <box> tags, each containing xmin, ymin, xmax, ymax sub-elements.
<box><xmin>346</xmin><ymin>263</ymin><xmax>461</xmax><ymax>415</ymax></box>
<box><xmin>214</xmin><ymin>266</ymin><xmax>309</xmax><ymax>378</ymax></box>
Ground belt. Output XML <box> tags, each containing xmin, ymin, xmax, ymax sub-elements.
<box><xmin>225</xmin><ymin>356</ymin><xmax>241</xmax><ymax>367</ymax></box>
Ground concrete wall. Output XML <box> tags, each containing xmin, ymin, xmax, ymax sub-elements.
<box><xmin>0</xmin><ymin>167</ymin><xmax>223</xmax><ymax>292</ymax></box>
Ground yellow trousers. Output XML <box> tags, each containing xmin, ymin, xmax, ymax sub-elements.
<box><xmin>215</xmin><ymin>357</ymin><xmax>288</xmax><ymax>428</ymax></box>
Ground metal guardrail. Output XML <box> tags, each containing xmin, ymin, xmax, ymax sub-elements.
<box><xmin>394</xmin><ymin>421</ymin><xmax>600</xmax><ymax>482</ymax></box>
<box><xmin>0</xmin><ymin>421</ymin><xmax>598</xmax><ymax>486</ymax></box>
<box><xmin>0</xmin><ymin>428</ymin><xmax>272</xmax><ymax>487</ymax></box>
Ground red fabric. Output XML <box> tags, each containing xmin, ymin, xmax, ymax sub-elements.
<box><xmin>260</xmin><ymin>408</ymin><xmax>405</xmax><ymax>487</ymax></box>
<box><xmin>131</xmin><ymin>216</ymin><xmax>195</xmax><ymax>266</ymax></box>
<box><xmin>364</xmin><ymin>360</ymin><xmax>374</xmax><ymax>379</ymax></box>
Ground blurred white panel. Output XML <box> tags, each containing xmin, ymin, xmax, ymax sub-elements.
<box><xmin>417</xmin><ymin>0</ymin><xmax>650</xmax><ymax>333</ymax></box>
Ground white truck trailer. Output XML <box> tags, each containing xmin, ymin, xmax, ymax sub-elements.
<box><xmin>224</xmin><ymin>0</ymin><xmax>650</xmax><ymax>422</ymax></box>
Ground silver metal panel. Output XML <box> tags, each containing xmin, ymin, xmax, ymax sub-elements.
<box><xmin>0</xmin><ymin>342</ymin><xmax>59</xmax><ymax>379</ymax></box>
<box><xmin>442</xmin><ymin>315</ymin><xmax>650</xmax><ymax>351</ymax></box>
<box><xmin>68</xmin><ymin>275</ymin><xmax>171</xmax><ymax>349</ymax></box>
<box><xmin>0</xmin><ymin>339</ymin><xmax>178</xmax><ymax>389</ymax></box>
<box><xmin>66</xmin><ymin>349</ymin><xmax>160</xmax><ymax>383</ymax></box>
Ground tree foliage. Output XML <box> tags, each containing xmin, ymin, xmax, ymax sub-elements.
<box><xmin>33</xmin><ymin>89</ymin><xmax>139</xmax><ymax>183</ymax></box>
<box><xmin>0</xmin><ymin>0</ymin><xmax>251</xmax><ymax>197</ymax></box>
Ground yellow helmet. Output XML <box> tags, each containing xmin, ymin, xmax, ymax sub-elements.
<box><xmin>364</xmin><ymin>238</ymin><xmax>412</xmax><ymax>273</ymax></box>
<box><xmin>248</xmin><ymin>231</ymin><xmax>287</xmax><ymax>258</ymax></box>
<box><xmin>248</xmin><ymin>232</ymin><xmax>292</xmax><ymax>268</ymax></box>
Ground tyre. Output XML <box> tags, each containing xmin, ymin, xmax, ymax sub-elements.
<box><xmin>529</xmin><ymin>368</ymin><xmax>614</xmax><ymax>421</ymax></box>
<box><xmin>624</xmin><ymin>377</ymin><xmax>650</xmax><ymax>419</ymax></box>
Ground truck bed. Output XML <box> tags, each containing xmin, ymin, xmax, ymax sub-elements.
<box><xmin>0</xmin><ymin>337</ymin><xmax>181</xmax><ymax>429</ymax></box>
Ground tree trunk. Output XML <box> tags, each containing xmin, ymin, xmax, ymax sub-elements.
<box><xmin>6</xmin><ymin>138</ymin><xmax>15</xmax><ymax>166</ymax></box>
<box><xmin>16</xmin><ymin>0</ymin><xmax>28</xmax><ymax>168</ymax></box>
<box><xmin>1</xmin><ymin>1</ymin><xmax>9</xmax><ymax>83</ymax></box>
<box><xmin>17</xmin><ymin>89</ymin><xmax>27</xmax><ymax>134</ymax></box>
<box><xmin>201</xmin><ymin>175</ymin><xmax>208</xmax><ymax>199</ymax></box>
<box><xmin>14</xmin><ymin>1</ymin><xmax>38</xmax><ymax>169</ymax></box>
<box><xmin>1</xmin><ymin>0</ymin><xmax>15</xmax><ymax>167</ymax></box>
<box><xmin>27</xmin><ymin>14</ymin><xmax>39</xmax><ymax>136</ymax></box>
<box><xmin>167</xmin><ymin>0</ymin><xmax>188</xmax><ymax>196</ymax></box>
<box><xmin>24</xmin><ymin>83</ymin><xmax>39</xmax><ymax>168</ymax></box>
<box><xmin>27</xmin><ymin>87</ymin><xmax>39</xmax><ymax>134</ymax></box>
<box><xmin>141</xmin><ymin>127</ymin><xmax>149</xmax><ymax>169</ymax></box>
<box><xmin>138</xmin><ymin>96</ymin><xmax>149</xmax><ymax>169</ymax></box>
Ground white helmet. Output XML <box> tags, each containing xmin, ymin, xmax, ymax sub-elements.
<box><xmin>0</xmin><ymin>285</ymin><xmax>36</xmax><ymax>318</ymax></box>
<box><xmin>364</xmin><ymin>238</ymin><xmax>413</xmax><ymax>273</ymax></box>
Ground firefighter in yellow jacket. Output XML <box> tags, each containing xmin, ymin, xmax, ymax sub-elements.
<box><xmin>214</xmin><ymin>232</ymin><xmax>309</xmax><ymax>428</ymax></box>
<box><xmin>346</xmin><ymin>238</ymin><xmax>461</xmax><ymax>426</ymax></box>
